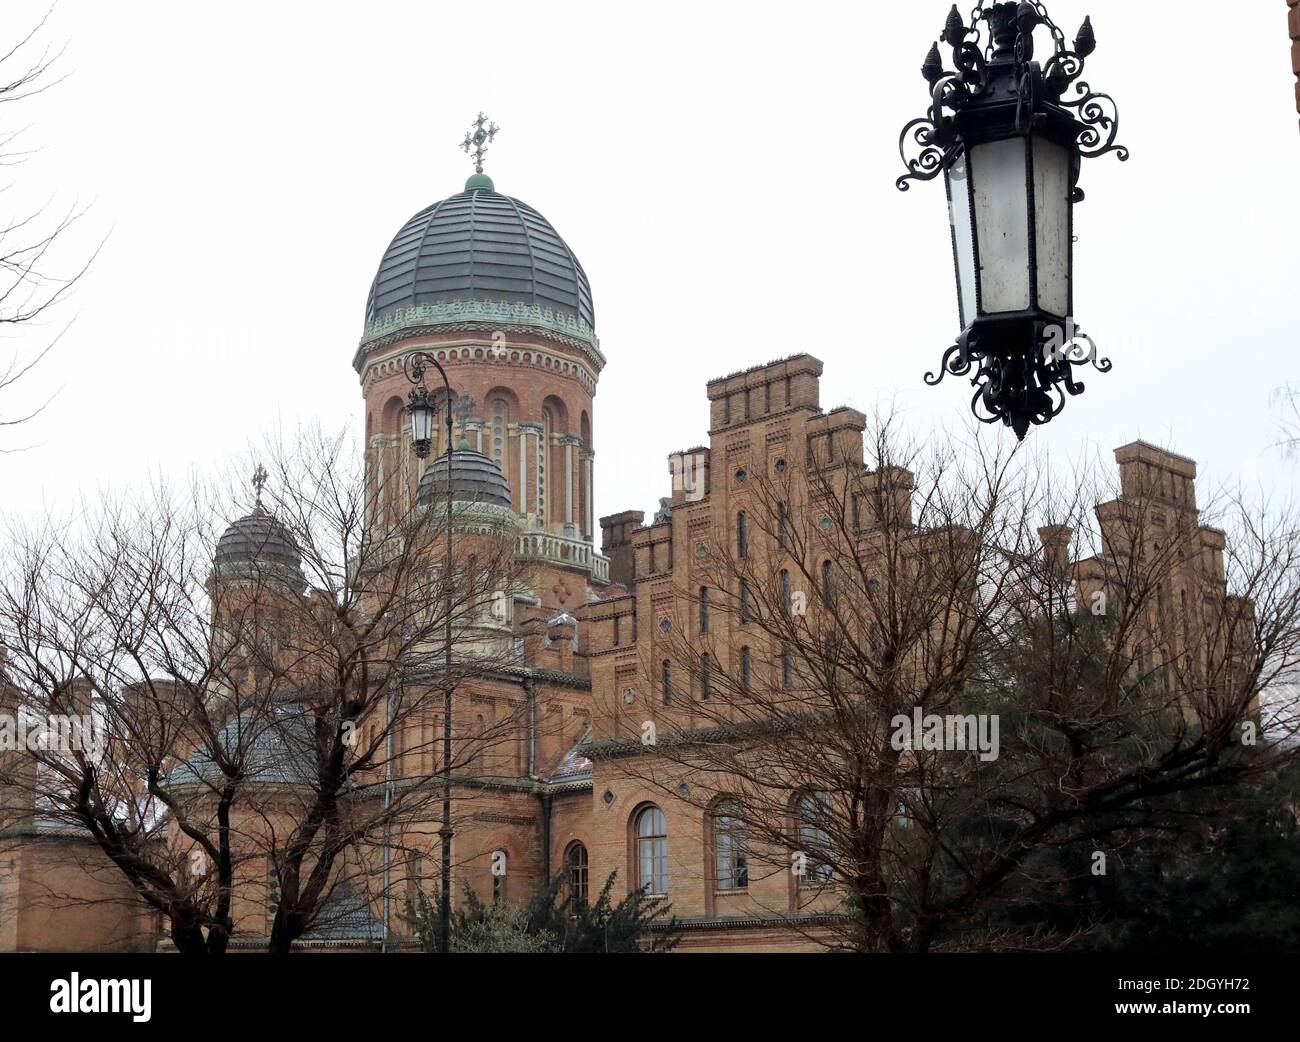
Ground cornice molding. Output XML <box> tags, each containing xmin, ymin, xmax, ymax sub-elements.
<box><xmin>360</xmin><ymin>339</ymin><xmax>602</xmax><ymax>398</ymax></box>
<box><xmin>355</xmin><ymin>299</ymin><xmax>604</xmax><ymax>373</ymax></box>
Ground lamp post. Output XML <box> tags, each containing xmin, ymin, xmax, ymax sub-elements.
<box><xmin>897</xmin><ymin>1</ymin><xmax>1127</xmax><ymax>439</ymax></box>
<box><xmin>404</xmin><ymin>350</ymin><xmax>455</xmax><ymax>955</ymax></box>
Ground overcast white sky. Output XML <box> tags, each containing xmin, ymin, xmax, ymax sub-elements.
<box><xmin>3</xmin><ymin>0</ymin><xmax>1298</xmax><ymax>529</ymax></box>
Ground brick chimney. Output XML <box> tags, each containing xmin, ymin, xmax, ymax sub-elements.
<box><xmin>545</xmin><ymin>613</ymin><xmax>578</xmax><ymax>672</ymax></box>
<box><xmin>600</xmin><ymin>510</ymin><xmax>644</xmax><ymax>590</ymax></box>
<box><xmin>1038</xmin><ymin>525</ymin><xmax>1073</xmax><ymax>572</ymax></box>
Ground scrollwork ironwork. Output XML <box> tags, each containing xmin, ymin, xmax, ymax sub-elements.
<box><xmin>1063</xmin><ymin>82</ymin><xmax>1128</xmax><ymax>161</ymax></box>
<box><xmin>897</xmin><ymin>115</ymin><xmax>956</xmax><ymax>191</ymax></box>
<box><xmin>896</xmin><ymin>2</ymin><xmax>1127</xmax><ymax>191</ymax></box>
<box><xmin>928</xmin><ymin>321</ymin><xmax>1112</xmax><ymax>440</ymax></box>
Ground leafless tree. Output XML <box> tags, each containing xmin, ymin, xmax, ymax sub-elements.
<box><xmin>1270</xmin><ymin>384</ymin><xmax>1300</xmax><ymax>461</ymax></box>
<box><xmin>602</xmin><ymin>417</ymin><xmax>1300</xmax><ymax>951</ymax></box>
<box><xmin>0</xmin><ymin>5</ymin><xmax>98</xmax><ymax>450</ymax></box>
<box><xmin>0</xmin><ymin>424</ymin><xmax>536</xmax><ymax>952</ymax></box>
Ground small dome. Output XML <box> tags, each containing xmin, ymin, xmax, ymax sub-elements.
<box><xmin>213</xmin><ymin>508</ymin><xmax>305</xmax><ymax>584</ymax></box>
<box><xmin>416</xmin><ymin>448</ymin><xmax>513</xmax><ymax>510</ymax></box>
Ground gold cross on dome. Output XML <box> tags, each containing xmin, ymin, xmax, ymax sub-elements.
<box><xmin>460</xmin><ymin>112</ymin><xmax>499</xmax><ymax>173</ymax></box>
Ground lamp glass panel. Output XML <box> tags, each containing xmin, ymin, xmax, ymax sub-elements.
<box><xmin>970</xmin><ymin>137</ymin><xmax>1031</xmax><ymax>315</ymax></box>
<box><xmin>946</xmin><ymin>152</ymin><xmax>978</xmax><ymax>330</ymax></box>
<box><xmin>1032</xmin><ymin>137</ymin><xmax>1071</xmax><ymax>319</ymax></box>
<box><xmin>410</xmin><ymin>404</ymin><xmax>434</xmax><ymax>444</ymax></box>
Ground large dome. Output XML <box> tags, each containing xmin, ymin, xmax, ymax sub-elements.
<box><xmin>365</xmin><ymin>175</ymin><xmax>594</xmax><ymax>333</ymax></box>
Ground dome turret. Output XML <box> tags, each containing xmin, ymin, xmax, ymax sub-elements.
<box><xmin>416</xmin><ymin>445</ymin><xmax>513</xmax><ymax>510</ymax></box>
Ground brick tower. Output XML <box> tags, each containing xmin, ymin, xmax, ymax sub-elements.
<box><xmin>355</xmin><ymin>141</ymin><xmax>608</xmax><ymax>614</ymax></box>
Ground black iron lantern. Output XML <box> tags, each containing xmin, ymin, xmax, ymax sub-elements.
<box><xmin>407</xmin><ymin>383</ymin><xmax>437</xmax><ymax>459</ymax></box>
<box><xmin>898</xmin><ymin>1</ymin><xmax>1127</xmax><ymax>439</ymax></box>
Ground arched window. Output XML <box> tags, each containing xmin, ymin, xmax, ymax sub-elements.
<box><xmin>565</xmin><ymin>842</ymin><xmax>589</xmax><ymax>905</ymax></box>
<box><xmin>739</xmin><ymin>582</ymin><xmax>752</xmax><ymax>625</ymax></box>
<box><xmin>778</xmin><ymin>502</ymin><xmax>789</xmax><ymax>549</ymax></box>
<box><xmin>381</xmin><ymin>395</ymin><xmax>407</xmax><ymax>438</ymax></box>
<box><xmin>822</xmin><ymin>560</ymin><xmax>834</xmax><ymax>604</ymax></box>
<box><xmin>701</xmin><ymin>653</ymin><xmax>712</xmax><ymax>701</ymax></box>
<box><xmin>795</xmin><ymin>792</ymin><xmax>834</xmax><ymax>886</ymax></box>
<box><xmin>737</xmin><ymin>511</ymin><xmax>748</xmax><ymax>558</ymax></box>
<box><xmin>713</xmin><ymin>801</ymin><xmax>749</xmax><ymax>890</ymax></box>
<box><xmin>635</xmin><ymin>806</ymin><xmax>668</xmax><ymax>895</ymax></box>
<box><xmin>699</xmin><ymin>587</ymin><xmax>710</xmax><ymax>634</ymax></box>
<box><xmin>780</xmin><ymin>569</ymin><xmax>791</xmax><ymax>616</ymax></box>
<box><xmin>661</xmin><ymin>659</ymin><xmax>672</xmax><ymax>704</ymax></box>
<box><xmin>741</xmin><ymin>646</ymin><xmax>752</xmax><ymax>693</ymax></box>
<box><xmin>490</xmin><ymin>397</ymin><xmax>510</xmax><ymax>496</ymax></box>
<box><xmin>781</xmin><ymin>645</ymin><xmax>794</xmax><ymax>690</ymax></box>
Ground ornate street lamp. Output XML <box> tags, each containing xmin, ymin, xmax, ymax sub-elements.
<box><xmin>403</xmin><ymin>350</ymin><xmax>456</xmax><ymax>956</ymax></box>
<box><xmin>897</xmin><ymin>1</ymin><xmax>1127</xmax><ymax>439</ymax></box>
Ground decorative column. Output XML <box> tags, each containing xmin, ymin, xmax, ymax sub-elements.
<box><xmin>368</xmin><ymin>433</ymin><xmax>386</xmax><ymax>529</ymax></box>
<box><xmin>516</xmin><ymin>424</ymin><xmax>527</xmax><ymax>515</ymax></box>
<box><xmin>581</xmin><ymin>448</ymin><xmax>594</xmax><ymax>541</ymax></box>
<box><xmin>564</xmin><ymin>436</ymin><xmax>576</xmax><ymax>536</ymax></box>
<box><xmin>518</xmin><ymin>422</ymin><xmax>544</xmax><ymax>523</ymax></box>
<box><xmin>399</xmin><ymin>424</ymin><xmax>412</xmax><ymax>516</ymax></box>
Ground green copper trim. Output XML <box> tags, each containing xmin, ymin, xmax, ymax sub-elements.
<box><xmin>356</xmin><ymin>297</ymin><xmax>603</xmax><ymax>368</ymax></box>
<box><xmin>464</xmin><ymin>172</ymin><xmax>495</xmax><ymax>192</ymax></box>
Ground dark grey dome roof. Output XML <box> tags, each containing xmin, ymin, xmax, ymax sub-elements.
<box><xmin>417</xmin><ymin>448</ymin><xmax>513</xmax><ymax>510</ymax></box>
<box><xmin>214</xmin><ymin>508</ymin><xmax>304</xmax><ymax>579</ymax></box>
<box><xmin>365</xmin><ymin>182</ymin><xmax>594</xmax><ymax>331</ymax></box>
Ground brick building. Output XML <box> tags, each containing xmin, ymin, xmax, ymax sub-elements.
<box><xmin>0</xmin><ymin>160</ymin><xmax>1254</xmax><ymax>952</ymax></box>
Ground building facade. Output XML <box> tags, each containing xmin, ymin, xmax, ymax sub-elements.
<box><xmin>0</xmin><ymin>160</ymin><xmax>1252</xmax><ymax>953</ymax></box>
